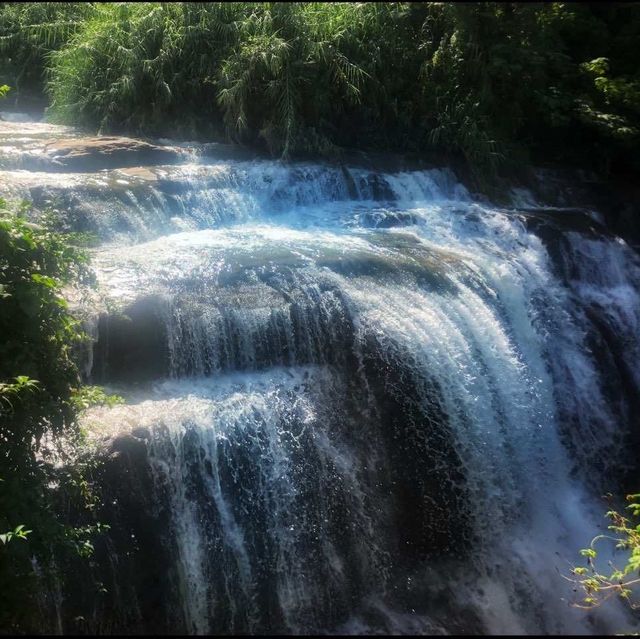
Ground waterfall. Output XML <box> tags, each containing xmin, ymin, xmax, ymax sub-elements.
<box><xmin>1</xmin><ymin>120</ymin><xmax>638</xmax><ymax>634</ymax></box>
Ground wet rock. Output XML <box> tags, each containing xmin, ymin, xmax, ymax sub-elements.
<box><xmin>359</xmin><ymin>208</ymin><xmax>418</xmax><ymax>228</ymax></box>
<box><xmin>131</xmin><ymin>427</ymin><xmax>152</xmax><ymax>441</ymax></box>
<box><xmin>91</xmin><ymin>296</ymin><xmax>170</xmax><ymax>384</ymax></box>
<box><xmin>521</xmin><ymin>167</ymin><xmax>640</xmax><ymax>250</ymax></box>
<box><xmin>116</xmin><ymin>166</ymin><xmax>158</xmax><ymax>181</ymax></box>
<box><xmin>358</xmin><ymin>332</ymin><xmax>471</xmax><ymax>564</ymax></box>
<box><xmin>90</xmin><ymin>433</ymin><xmax>182</xmax><ymax>634</ymax></box>
<box><xmin>42</xmin><ymin>136</ymin><xmax>185</xmax><ymax>172</ymax></box>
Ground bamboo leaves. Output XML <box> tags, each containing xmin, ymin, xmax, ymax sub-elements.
<box><xmin>2</xmin><ymin>2</ymin><xmax>638</xmax><ymax>185</ymax></box>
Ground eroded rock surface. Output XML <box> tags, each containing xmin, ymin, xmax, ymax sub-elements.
<box><xmin>42</xmin><ymin>136</ymin><xmax>185</xmax><ymax>171</ymax></box>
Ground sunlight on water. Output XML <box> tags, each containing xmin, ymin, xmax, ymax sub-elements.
<box><xmin>3</xmin><ymin>120</ymin><xmax>638</xmax><ymax>634</ymax></box>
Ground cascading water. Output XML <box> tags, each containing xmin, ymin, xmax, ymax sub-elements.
<box><xmin>1</xmin><ymin>118</ymin><xmax>639</xmax><ymax>634</ymax></box>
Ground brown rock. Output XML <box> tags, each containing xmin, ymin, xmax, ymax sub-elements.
<box><xmin>116</xmin><ymin>166</ymin><xmax>158</xmax><ymax>181</ymax></box>
<box><xmin>43</xmin><ymin>136</ymin><xmax>185</xmax><ymax>171</ymax></box>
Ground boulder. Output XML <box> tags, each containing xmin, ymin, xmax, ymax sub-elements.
<box><xmin>42</xmin><ymin>136</ymin><xmax>185</xmax><ymax>171</ymax></box>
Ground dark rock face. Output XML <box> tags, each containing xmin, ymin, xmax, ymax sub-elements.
<box><xmin>92</xmin><ymin>297</ymin><xmax>170</xmax><ymax>384</ymax></box>
<box><xmin>49</xmin><ymin>432</ymin><xmax>186</xmax><ymax>635</ymax></box>
<box><xmin>359</xmin><ymin>336</ymin><xmax>470</xmax><ymax>565</ymax></box>
<box><xmin>42</xmin><ymin>137</ymin><xmax>185</xmax><ymax>172</ymax></box>
<box><xmin>522</xmin><ymin>167</ymin><xmax>640</xmax><ymax>250</ymax></box>
<box><xmin>582</xmin><ymin>306</ymin><xmax>640</xmax><ymax>493</ymax></box>
<box><xmin>58</xmin><ymin>301</ymin><xmax>472</xmax><ymax>635</ymax></box>
<box><xmin>90</xmin><ymin>432</ymin><xmax>183</xmax><ymax>635</ymax></box>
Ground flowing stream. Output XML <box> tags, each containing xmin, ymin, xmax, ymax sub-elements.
<box><xmin>1</xmin><ymin>117</ymin><xmax>639</xmax><ymax>634</ymax></box>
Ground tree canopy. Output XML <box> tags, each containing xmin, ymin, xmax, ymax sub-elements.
<box><xmin>0</xmin><ymin>2</ymin><xmax>638</xmax><ymax>186</ymax></box>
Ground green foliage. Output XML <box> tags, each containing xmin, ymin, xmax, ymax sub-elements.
<box><xmin>0</xmin><ymin>524</ymin><xmax>32</xmax><ymax>545</ymax></box>
<box><xmin>0</xmin><ymin>375</ymin><xmax>39</xmax><ymax>411</ymax></box>
<box><xmin>1</xmin><ymin>2</ymin><xmax>640</xmax><ymax>186</ymax></box>
<box><xmin>46</xmin><ymin>2</ymin><xmax>241</xmax><ymax>137</ymax></box>
<box><xmin>0</xmin><ymin>200</ymin><xmax>92</xmax><ymax>439</ymax></box>
<box><xmin>0</xmin><ymin>2</ymin><xmax>95</xmax><ymax>106</ymax></box>
<box><xmin>566</xmin><ymin>493</ymin><xmax>640</xmax><ymax>611</ymax></box>
<box><xmin>70</xmin><ymin>385</ymin><xmax>124</xmax><ymax>412</ymax></box>
<box><xmin>0</xmin><ymin>198</ymin><xmax>107</xmax><ymax>632</ymax></box>
<box><xmin>217</xmin><ymin>3</ymin><xmax>370</xmax><ymax>157</ymax></box>
<box><xmin>577</xmin><ymin>56</ymin><xmax>640</xmax><ymax>149</ymax></box>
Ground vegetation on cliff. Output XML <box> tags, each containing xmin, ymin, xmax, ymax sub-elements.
<box><xmin>1</xmin><ymin>2</ymin><xmax>639</xmax><ymax>188</ymax></box>
<box><xmin>0</xmin><ymin>198</ymin><xmax>115</xmax><ymax>631</ymax></box>
<box><xmin>567</xmin><ymin>493</ymin><xmax>640</xmax><ymax>611</ymax></box>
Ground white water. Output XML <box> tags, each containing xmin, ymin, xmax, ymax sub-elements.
<box><xmin>2</xmin><ymin>121</ymin><xmax>639</xmax><ymax>634</ymax></box>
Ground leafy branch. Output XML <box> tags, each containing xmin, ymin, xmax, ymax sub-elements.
<box><xmin>0</xmin><ymin>524</ymin><xmax>32</xmax><ymax>546</ymax></box>
<box><xmin>564</xmin><ymin>493</ymin><xmax>640</xmax><ymax>610</ymax></box>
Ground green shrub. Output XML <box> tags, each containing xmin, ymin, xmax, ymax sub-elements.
<box><xmin>0</xmin><ymin>198</ymin><xmax>107</xmax><ymax>632</ymax></box>
<box><xmin>566</xmin><ymin>493</ymin><xmax>640</xmax><ymax>614</ymax></box>
<box><xmin>2</xmin><ymin>2</ymin><xmax>639</xmax><ymax>187</ymax></box>
<box><xmin>0</xmin><ymin>2</ymin><xmax>95</xmax><ymax>105</ymax></box>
